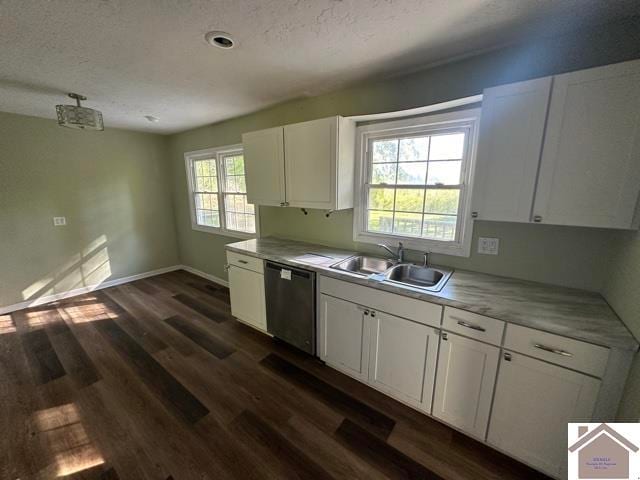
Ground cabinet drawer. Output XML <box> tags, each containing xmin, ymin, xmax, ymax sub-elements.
<box><xmin>226</xmin><ymin>251</ymin><xmax>264</xmax><ymax>274</ymax></box>
<box><xmin>442</xmin><ymin>307</ymin><xmax>505</xmax><ymax>346</ymax></box>
<box><xmin>504</xmin><ymin>324</ymin><xmax>609</xmax><ymax>378</ymax></box>
<box><xmin>319</xmin><ymin>276</ymin><xmax>442</xmax><ymax>328</ymax></box>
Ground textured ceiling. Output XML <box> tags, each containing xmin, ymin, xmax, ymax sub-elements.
<box><xmin>0</xmin><ymin>0</ymin><xmax>638</xmax><ymax>134</ymax></box>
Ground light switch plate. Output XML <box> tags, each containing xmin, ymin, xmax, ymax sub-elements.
<box><xmin>53</xmin><ymin>216</ymin><xmax>67</xmax><ymax>226</ymax></box>
<box><xmin>478</xmin><ymin>237</ymin><xmax>499</xmax><ymax>255</ymax></box>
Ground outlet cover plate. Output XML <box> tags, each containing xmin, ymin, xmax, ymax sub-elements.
<box><xmin>53</xmin><ymin>216</ymin><xmax>67</xmax><ymax>226</ymax></box>
<box><xmin>478</xmin><ymin>237</ymin><xmax>499</xmax><ymax>255</ymax></box>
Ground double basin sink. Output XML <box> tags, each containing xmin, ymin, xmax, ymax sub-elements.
<box><xmin>330</xmin><ymin>255</ymin><xmax>452</xmax><ymax>292</ymax></box>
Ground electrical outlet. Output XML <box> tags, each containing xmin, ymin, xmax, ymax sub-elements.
<box><xmin>53</xmin><ymin>216</ymin><xmax>66</xmax><ymax>226</ymax></box>
<box><xmin>478</xmin><ymin>237</ymin><xmax>499</xmax><ymax>255</ymax></box>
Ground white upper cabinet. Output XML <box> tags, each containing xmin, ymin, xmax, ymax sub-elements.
<box><xmin>473</xmin><ymin>59</ymin><xmax>640</xmax><ymax>230</ymax></box>
<box><xmin>472</xmin><ymin>77</ymin><xmax>552</xmax><ymax>222</ymax></box>
<box><xmin>432</xmin><ymin>332</ymin><xmax>499</xmax><ymax>440</ymax></box>
<box><xmin>533</xmin><ymin>60</ymin><xmax>640</xmax><ymax>229</ymax></box>
<box><xmin>488</xmin><ymin>351</ymin><xmax>601</xmax><ymax>478</ymax></box>
<box><xmin>242</xmin><ymin>116</ymin><xmax>356</xmax><ymax>210</ymax></box>
<box><xmin>242</xmin><ymin>127</ymin><xmax>286</xmax><ymax>207</ymax></box>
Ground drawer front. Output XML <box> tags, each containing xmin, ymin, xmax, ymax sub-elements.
<box><xmin>442</xmin><ymin>307</ymin><xmax>505</xmax><ymax>346</ymax></box>
<box><xmin>319</xmin><ymin>276</ymin><xmax>442</xmax><ymax>328</ymax></box>
<box><xmin>226</xmin><ymin>251</ymin><xmax>264</xmax><ymax>274</ymax></box>
<box><xmin>504</xmin><ymin>324</ymin><xmax>609</xmax><ymax>378</ymax></box>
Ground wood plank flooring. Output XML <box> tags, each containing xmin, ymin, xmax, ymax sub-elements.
<box><xmin>0</xmin><ymin>270</ymin><xmax>552</xmax><ymax>480</ymax></box>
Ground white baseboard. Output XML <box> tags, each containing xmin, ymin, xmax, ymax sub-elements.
<box><xmin>0</xmin><ymin>265</ymin><xmax>182</xmax><ymax>315</ymax></box>
<box><xmin>179</xmin><ymin>265</ymin><xmax>229</xmax><ymax>288</ymax></box>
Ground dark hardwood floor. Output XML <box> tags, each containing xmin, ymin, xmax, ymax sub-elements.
<box><xmin>0</xmin><ymin>270</ymin><xmax>551</xmax><ymax>480</ymax></box>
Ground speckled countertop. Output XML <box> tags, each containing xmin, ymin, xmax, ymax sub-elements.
<box><xmin>226</xmin><ymin>237</ymin><xmax>639</xmax><ymax>351</ymax></box>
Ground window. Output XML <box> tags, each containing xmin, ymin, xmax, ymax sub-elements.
<box><xmin>184</xmin><ymin>145</ymin><xmax>258</xmax><ymax>238</ymax></box>
<box><xmin>354</xmin><ymin>109</ymin><xmax>480</xmax><ymax>256</ymax></box>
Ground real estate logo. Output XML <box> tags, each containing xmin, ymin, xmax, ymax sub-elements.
<box><xmin>568</xmin><ymin>423</ymin><xmax>640</xmax><ymax>479</ymax></box>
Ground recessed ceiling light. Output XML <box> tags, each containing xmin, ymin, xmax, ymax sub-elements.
<box><xmin>205</xmin><ymin>31</ymin><xmax>235</xmax><ymax>49</ymax></box>
<box><xmin>144</xmin><ymin>115</ymin><xmax>159</xmax><ymax>123</ymax></box>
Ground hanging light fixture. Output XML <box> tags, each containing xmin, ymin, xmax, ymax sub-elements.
<box><xmin>56</xmin><ymin>93</ymin><xmax>104</xmax><ymax>131</ymax></box>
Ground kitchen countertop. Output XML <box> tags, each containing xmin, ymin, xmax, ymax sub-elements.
<box><xmin>226</xmin><ymin>237</ymin><xmax>639</xmax><ymax>351</ymax></box>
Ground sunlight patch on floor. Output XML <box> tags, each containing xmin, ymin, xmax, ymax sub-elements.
<box><xmin>0</xmin><ymin>314</ymin><xmax>17</xmax><ymax>334</ymax></box>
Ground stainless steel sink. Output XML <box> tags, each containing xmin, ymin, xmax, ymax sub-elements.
<box><xmin>331</xmin><ymin>256</ymin><xmax>395</xmax><ymax>276</ymax></box>
<box><xmin>384</xmin><ymin>264</ymin><xmax>452</xmax><ymax>292</ymax></box>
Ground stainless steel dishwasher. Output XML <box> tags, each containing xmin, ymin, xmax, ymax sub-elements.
<box><xmin>264</xmin><ymin>261</ymin><xmax>316</xmax><ymax>355</ymax></box>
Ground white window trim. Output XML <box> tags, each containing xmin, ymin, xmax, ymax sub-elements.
<box><xmin>184</xmin><ymin>144</ymin><xmax>260</xmax><ymax>240</ymax></box>
<box><xmin>353</xmin><ymin>109</ymin><xmax>481</xmax><ymax>257</ymax></box>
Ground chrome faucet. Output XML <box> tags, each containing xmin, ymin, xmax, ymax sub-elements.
<box><xmin>423</xmin><ymin>251</ymin><xmax>431</xmax><ymax>268</ymax></box>
<box><xmin>378</xmin><ymin>242</ymin><xmax>404</xmax><ymax>263</ymax></box>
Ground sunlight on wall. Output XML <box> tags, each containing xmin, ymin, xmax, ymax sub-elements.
<box><xmin>0</xmin><ymin>315</ymin><xmax>16</xmax><ymax>334</ymax></box>
<box><xmin>33</xmin><ymin>403</ymin><xmax>105</xmax><ymax>477</ymax></box>
<box><xmin>21</xmin><ymin>235</ymin><xmax>112</xmax><ymax>302</ymax></box>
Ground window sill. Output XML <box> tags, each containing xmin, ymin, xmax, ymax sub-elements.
<box><xmin>354</xmin><ymin>230</ymin><xmax>471</xmax><ymax>257</ymax></box>
<box><xmin>191</xmin><ymin>223</ymin><xmax>258</xmax><ymax>240</ymax></box>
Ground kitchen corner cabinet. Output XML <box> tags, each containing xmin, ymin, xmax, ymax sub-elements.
<box><xmin>318</xmin><ymin>294</ymin><xmax>370</xmax><ymax>381</ymax></box>
<box><xmin>226</xmin><ymin>252</ymin><xmax>267</xmax><ymax>332</ymax></box>
<box><xmin>242</xmin><ymin>116</ymin><xmax>356</xmax><ymax>210</ymax></box>
<box><xmin>368</xmin><ymin>310</ymin><xmax>439</xmax><ymax>413</ymax></box>
<box><xmin>488</xmin><ymin>351</ymin><xmax>601</xmax><ymax>478</ymax></box>
<box><xmin>472</xmin><ymin>59</ymin><xmax>640</xmax><ymax>229</ymax></box>
<box><xmin>472</xmin><ymin>77</ymin><xmax>551</xmax><ymax>222</ymax></box>
<box><xmin>432</xmin><ymin>332</ymin><xmax>499</xmax><ymax>439</ymax></box>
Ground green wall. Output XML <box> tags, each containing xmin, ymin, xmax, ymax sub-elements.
<box><xmin>168</xmin><ymin>17</ymin><xmax>640</xmax><ymax>291</ymax></box>
<box><xmin>0</xmin><ymin>111</ymin><xmax>178</xmax><ymax>309</ymax></box>
<box><xmin>603</xmin><ymin>231</ymin><xmax>640</xmax><ymax>420</ymax></box>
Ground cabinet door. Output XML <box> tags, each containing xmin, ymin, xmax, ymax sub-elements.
<box><xmin>318</xmin><ymin>294</ymin><xmax>369</xmax><ymax>381</ymax></box>
<box><xmin>534</xmin><ymin>60</ymin><xmax>640</xmax><ymax>229</ymax></box>
<box><xmin>284</xmin><ymin>117</ymin><xmax>337</xmax><ymax>209</ymax></box>
<box><xmin>472</xmin><ymin>77</ymin><xmax>551</xmax><ymax>222</ymax></box>
<box><xmin>368</xmin><ymin>311</ymin><xmax>439</xmax><ymax>413</ymax></box>
<box><xmin>432</xmin><ymin>332</ymin><xmax>499</xmax><ymax>439</ymax></box>
<box><xmin>242</xmin><ymin>127</ymin><xmax>286</xmax><ymax>206</ymax></box>
<box><xmin>488</xmin><ymin>351</ymin><xmax>600</xmax><ymax>478</ymax></box>
<box><xmin>228</xmin><ymin>265</ymin><xmax>267</xmax><ymax>331</ymax></box>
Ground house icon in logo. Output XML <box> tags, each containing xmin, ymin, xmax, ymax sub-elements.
<box><xmin>569</xmin><ymin>423</ymin><xmax>639</xmax><ymax>479</ymax></box>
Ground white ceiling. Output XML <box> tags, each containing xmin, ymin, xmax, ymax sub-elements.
<box><xmin>0</xmin><ymin>0</ymin><xmax>638</xmax><ymax>134</ymax></box>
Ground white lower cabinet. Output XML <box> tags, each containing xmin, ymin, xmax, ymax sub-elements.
<box><xmin>318</xmin><ymin>294</ymin><xmax>370</xmax><ymax>381</ymax></box>
<box><xmin>368</xmin><ymin>311</ymin><xmax>439</xmax><ymax>413</ymax></box>
<box><xmin>432</xmin><ymin>332</ymin><xmax>499</xmax><ymax>439</ymax></box>
<box><xmin>487</xmin><ymin>351</ymin><xmax>601</xmax><ymax>478</ymax></box>
<box><xmin>228</xmin><ymin>264</ymin><xmax>267</xmax><ymax>332</ymax></box>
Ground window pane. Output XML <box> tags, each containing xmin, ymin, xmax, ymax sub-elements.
<box><xmin>196</xmin><ymin>209</ymin><xmax>220</xmax><ymax>228</ymax></box>
<box><xmin>195</xmin><ymin>193</ymin><xmax>219</xmax><ymax>211</ymax></box>
<box><xmin>368</xmin><ymin>188</ymin><xmax>395</xmax><ymax>211</ymax></box>
<box><xmin>372</xmin><ymin>139</ymin><xmax>398</xmax><ymax>163</ymax></box>
<box><xmin>224</xmin><ymin>175</ymin><xmax>237</xmax><ymax>192</ymax></box>
<box><xmin>427</xmin><ymin>161</ymin><xmax>462</xmax><ymax>186</ymax></box>
<box><xmin>367</xmin><ymin>210</ymin><xmax>393</xmax><ymax>233</ymax></box>
<box><xmin>424</xmin><ymin>189</ymin><xmax>460</xmax><ymax>215</ymax></box>
<box><xmin>196</xmin><ymin>176</ymin><xmax>217</xmax><ymax>192</ymax></box>
<box><xmin>397</xmin><ymin>162</ymin><xmax>427</xmax><ymax>184</ymax></box>
<box><xmin>399</xmin><ymin>137</ymin><xmax>429</xmax><ymax>162</ymax></box>
<box><xmin>371</xmin><ymin>163</ymin><xmax>397</xmax><ymax>184</ymax></box>
<box><xmin>429</xmin><ymin>133</ymin><xmax>465</xmax><ymax>160</ymax></box>
<box><xmin>395</xmin><ymin>188</ymin><xmax>424</xmax><ymax>213</ymax></box>
<box><xmin>196</xmin><ymin>159</ymin><xmax>216</xmax><ymax>177</ymax></box>
<box><xmin>225</xmin><ymin>194</ymin><xmax>249</xmax><ymax>213</ymax></box>
<box><xmin>236</xmin><ymin>176</ymin><xmax>247</xmax><ymax>193</ymax></box>
<box><xmin>423</xmin><ymin>215</ymin><xmax>457</xmax><ymax>241</ymax></box>
<box><xmin>393</xmin><ymin>212</ymin><xmax>422</xmax><ymax>236</ymax></box>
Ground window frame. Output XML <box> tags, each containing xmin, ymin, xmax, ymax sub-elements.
<box><xmin>353</xmin><ymin>109</ymin><xmax>481</xmax><ymax>257</ymax></box>
<box><xmin>184</xmin><ymin>144</ymin><xmax>259</xmax><ymax>239</ymax></box>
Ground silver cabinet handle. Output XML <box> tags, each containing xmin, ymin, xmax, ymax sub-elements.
<box><xmin>533</xmin><ymin>215</ymin><xmax>542</xmax><ymax>223</ymax></box>
<box><xmin>533</xmin><ymin>343</ymin><xmax>573</xmax><ymax>357</ymax></box>
<box><xmin>503</xmin><ymin>352</ymin><xmax>512</xmax><ymax>361</ymax></box>
<box><xmin>238</xmin><ymin>259</ymin><xmax>248</xmax><ymax>264</ymax></box>
<box><xmin>471</xmin><ymin>211</ymin><xmax>478</xmax><ymax>218</ymax></box>
<box><xmin>453</xmin><ymin>318</ymin><xmax>486</xmax><ymax>332</ymax></box>
<box><xmin>442</xmin><ymin>332</ymin><xmax>448</xmax><ymax>341</ymax></box>
<box><xmin>370</xmin><ymin>311</ymin><xmax>376</xmax><ymax>318</ymax></box>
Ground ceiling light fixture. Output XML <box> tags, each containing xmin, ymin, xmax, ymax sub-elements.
<box><xmin>56</xmin><ymin>93</ymin><xmax>104</xmax><ymax>131</ymax></box>
<box><xmin>205</xmin><ymin>31</ymin><xmax>235</xmax><ymax>49</ymax></box>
